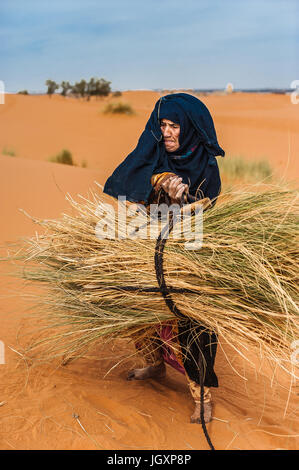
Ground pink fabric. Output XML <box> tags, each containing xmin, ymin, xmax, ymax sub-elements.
<box><xmin>159</xmin><ymin>324</ymin><xmax>185</xmax><ymax>375</ymax></box>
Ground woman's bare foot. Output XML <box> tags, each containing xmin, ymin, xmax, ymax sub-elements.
<box><xmin>127</xmin><ymin>362</ymin><xmax>166</xmax><ymax>380</ymax></box>
<box><xmin>190</xmin><ymin>401</ymin><xmax>212</xmax><ymax>424</ymax></box>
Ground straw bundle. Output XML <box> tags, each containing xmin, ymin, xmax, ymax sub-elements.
<box><xmin>7</xmin><ymin>185</ymin><xmax>299</xmax><ymax>374</ymax></box>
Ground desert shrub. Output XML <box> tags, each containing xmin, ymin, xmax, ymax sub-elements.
<box><xmin>2</xmin><ymin>147</ymin><xmax>16</xmax><ymax>156</ymax></box>
<box><xmin>218</xmin><ymin>155</ymin><xmax>272</xmax><ymax>183</ymax></box>
<box><xmin>48</xmin><ymin>149</ymin><xmax>74</xmax><ymax>165</ymax></box>
<box><xmin>112</xmin><ymin>91</ymin><xmax>122</xmax><ymax>97</ymax></box>
<box><xmin>18</xmin><ymin>90</ymin><xmax>29</xmax><ymax>95</ymax></box>
<box><xmin>103</xmin><ymin>102</ymin><xmax>134</xmax><ymax>115</ymax></box>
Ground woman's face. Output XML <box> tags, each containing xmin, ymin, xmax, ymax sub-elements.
<box><xmin>160</xmin><ymin>118</ymin><xmax>180</xmax><ymax>152</ymax></box>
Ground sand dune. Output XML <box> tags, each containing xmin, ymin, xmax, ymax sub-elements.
<box><xmin>1</xmin><ymin>91</ymin><xmax>298</xmax><ymax>183</ymax></box>
<box><xmin>0</xmin><ymin>92</ymin><xmax>298</xmax><ymax>450</ymax></box>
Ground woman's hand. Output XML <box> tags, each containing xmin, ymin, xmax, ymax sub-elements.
<box><xmin>162</xmin><ymin>175</ymin><xmax>188</xmax><ymax>204</ymax></box>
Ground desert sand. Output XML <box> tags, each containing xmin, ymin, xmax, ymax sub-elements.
<box><xmin>0</xmin><ymin>91</ymin><xmax>298</xmax><ymax>451</ymax></box>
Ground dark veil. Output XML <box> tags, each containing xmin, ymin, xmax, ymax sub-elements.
<box><xmin>103</xmin><ymin>93</ymin><xmax>225</xmax><ymax>204</ymax></box>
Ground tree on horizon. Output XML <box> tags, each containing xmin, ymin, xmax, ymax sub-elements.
<box><xmin>45</xmin><ymin>77</ymin><xmax>112</xmax><ymax>100</ymax></box>
<box><xmin>93</xmin><ymin>78</ymin><xmax>111</xmax><ymax>98</ymax></box>
<box><xmin>45</xmin><ymin>79</ymin><xmax>59</xmax><ymax>97</ymax></box>
<box><xmin>60</xmin><ymin>81</ymin><xmax>72</xmax><ymax>97</ymax></box>
<box><xmin>77</xmin><ymin>77</ymin><xmax>112</xmax><ymax>100</ymax></box>
<box><xmin>71</xmin><ymin>79</ymin><xmax>87</xmax><ymax>98</ymax></box>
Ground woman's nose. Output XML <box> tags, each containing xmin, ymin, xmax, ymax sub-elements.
<box><xmin>162</xmin><ymin>125</ymin><xmax>172</xmax><ymax>137</ymax></box>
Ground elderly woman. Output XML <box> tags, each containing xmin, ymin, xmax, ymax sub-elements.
<box><xmin>104</xmin><ymin>93</ymin><xmax>225</xmax><ymax>423</ymax></box>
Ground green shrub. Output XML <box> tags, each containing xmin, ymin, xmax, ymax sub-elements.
<box><xmin>103</xmin><ymin>102</ymin><xmax>134</xmax><ymax>115</ymax></box>
<box><xmin>218</xmin><ymin>155</ymin><xmax>272</xmax><ymax>182</ymax></box>
<box><xmin>48</xmin><ymin>149</ymin><xmax>74</xmax><ymax>165</ymax></box>
<box><xmin>2</xmin><ymin>147</ymin><xmax>16</xmax><ymax>156</ymax></box>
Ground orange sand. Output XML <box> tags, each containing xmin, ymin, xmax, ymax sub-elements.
<box><xmin>0</xmin><ymin>92</ymin><xmax>298</xmax><ymax>450</ymax></box>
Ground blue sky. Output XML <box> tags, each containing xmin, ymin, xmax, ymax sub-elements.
<box><xmin>1</xmin><ymin>0</ymin><xmax>298</xmax><ymax>92</ymax></box>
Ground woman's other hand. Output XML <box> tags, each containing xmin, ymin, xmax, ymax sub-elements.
<box><xmin>162</xmin><ymin>176</ymin><xmax>188</xmax><ymax>204</ymax></box>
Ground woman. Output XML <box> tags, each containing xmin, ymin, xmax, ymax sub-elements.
<box><xmin>104</xmin><ymin>93</ymin><xmax>225</xmax><ymax>423</ymax></box>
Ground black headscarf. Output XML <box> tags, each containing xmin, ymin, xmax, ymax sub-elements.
<box><xmin>103</xmin><ymin>93</ymin><xmax>225</xmax><ymax>204</ymax></box>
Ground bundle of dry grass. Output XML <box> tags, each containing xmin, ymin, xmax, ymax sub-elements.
<box><xmin>5</xmin><ymin>184</ymin><xmax>299</xmax><ymax>377</ymax></box>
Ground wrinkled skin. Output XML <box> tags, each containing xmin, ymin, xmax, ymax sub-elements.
<box><xmin>190</xmin><ymin>401</ymin><xmax>212</xmax><ymax>424</ymax></box>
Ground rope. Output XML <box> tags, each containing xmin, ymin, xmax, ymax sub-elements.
<box><xmin>110</xmin><ymin>206</ymin><xmax>215</xmax><ymax>449</ymax></box>
<box><xmin>111</xmin><ymin>286</ymin><xmax>199</xmax><ymax>295</ymax></box>
<box><xmin>154</xmin><ymin>210</ymin><xmax>215</xmax><ymax>451</ymax></box>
